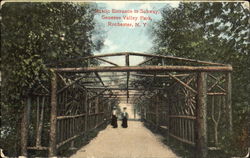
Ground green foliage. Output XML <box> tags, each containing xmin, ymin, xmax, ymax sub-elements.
<box><xmin>1</xmin><ymin>2</ymin><xmax>104</xmax><ymax>104</ymax></box>
<box><xmin>1</xmin><ymin>2</ymin><xmax>104</xmax><ymax>156</ymax></box>
<box><xmin>151</xmin><ymin>2</ymin><xmax>250</xmax><ymax>156</ymax></box>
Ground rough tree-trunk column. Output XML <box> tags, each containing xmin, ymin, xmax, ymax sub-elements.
<box><xmin>20</xmin><ymin>96</ymin><xmax>31</xmax><ymax>156</ymax></box>
<box><xmin>225</xmin><ymin>72</ymin><xmax>233</xmax><ymax>134</ymax></box>
<box><xmin>85</xmin><ymin>91</ymin><xmax>88</xmax><ymax>132</ymax></box>
<box><xmin>49</xmin><ymin>72</ymin><xmax>57</xmax><ymax>157</ymax></box>
<box><xmin>95</xmin><ymin>97</ymin><xmax>99</xmax><ymax>126</ymax></box>
<box><xmin>36</xmin><ymin>96</ymin><xmax>45</xmax><ymax>147</ymax></box>
<box><xmin>156</xmin><ymin>95</ymin><xmax>159</xmax><ymax>127</ymax></box>
<box><xmin>108</xmin><ymin>100</ymin><xmax>111</xmax><ymax>120</ymax></box>
<box><xmin>196</xmin><ymin>72</ymin><xmax>208</xmax><ymax>158</ymax></box>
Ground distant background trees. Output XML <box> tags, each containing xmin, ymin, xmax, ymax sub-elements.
<box><xmin>151</xmin><ymin>2</ymin><xmax>249</xmax><ymax>156</ymax></box>
<box><xmin>1</xmin><ymin>2</ymin><xmax>104</xmax><ymax>156</ymax></box>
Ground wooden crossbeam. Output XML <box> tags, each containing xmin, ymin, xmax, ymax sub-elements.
<box><xmin>96</xmin><ymin>57</ymin><xmax>119</xmax><ymax>66</ymax></box>
<box><xmin>94</xmin><ymin>72</ymin><xmax>105</xmax><ymax>86</ymax></box>
<box><xmin>132</xmin><ymin>73</ymin><xmax>190</xmax><ymax>78</ymax></box>
<box><xmin>57</xmin><ymin>75</ymin><xmax>86</xmax><ymax>94</ymax></box>
<box><xmin>137</xmin><ymin>57</ymin><xmax>155</xmax><ymax>66</ymax></box>
<box><xmin>57</xmin><ymin>73</ymin><xmax>67</xmax><ymax>86</ymax></box>
<box><xmin>168</xmin><ymin>73</ymin><xmax>197</xmax><ymax>94</ymax></box>
<box><xmin>84</xmin><ymin>87</ymin><xmax>165</xmax><ymax>90</ymax></box>
<box><xmin>47</xmin><ymin>52</ymin><xmax>227</xmax><ymax>66</ymax></box>
<box><xmin>53</xmin><ymin>65</ymin><xmax>233</xmax><ymax>73</ymax></box>
<box><xmin>208</xmin><ymin>74</ymin><xmax>226</xmax><ymax>92</ymax></box>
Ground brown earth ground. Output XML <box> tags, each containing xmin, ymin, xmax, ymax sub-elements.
<box><xmin>71</xmin><ymin>121</ymin><xmax>179</xmax><ymax>158</ymax></box>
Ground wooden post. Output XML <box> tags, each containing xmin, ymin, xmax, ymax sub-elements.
<box><xmin>85</xmin><ymin>91</ymin><xmax>88</xmax><ymax>132</ymax></box>
<box><xmin>20</xmin><ymin>96</ymin><xmax>31</xmax><ymax>156</ymax></box>
<box><xmin>95</xmin><ymin>97</ymin><xmax>99</xmax><ymax>126</ymax></box>
<box><xmin>36</xmin><ymin>96</ymin><xmax>45</xmax><ymax>147</ymax></box>
<box><xmin>167</xmin><ymin>91</ymin><xmax>170</xmax><ymax>142</ymax></box>
<box><xmin>156</xmin><ymin>96</ymin><xmax>159</xmax><ymax>127</ymax></box>
<box><xmin>49</xmin><ymin>72</ymin><xmax>57</xmax><ymax>157</ymax></box>
<box><xmin>225</xmin><ymin>72</ymin><xmax>233</xmax><ymax>134</ymax></box>
<box><xmin>126</xmin><ymin>54</ymin><xmax>130</xmax><ymax>103</ymax></box>
<box><xmin>196</xmin><ymin>72</ymin><xmax>208</xmax><ymax>158</ymax></box>
<box><xmin>107</xmin><ymin>100</ymin><xmax>111</xmax><ymax>120</ymax></box>
<box><xmin>95</xmin><ymin>97</ymin><xmax>99</xmax><ymax>114</ymax></box>
<box><xmin>134</xmin><ymin>108</ymin><xmax>136</xmax><ymax>119</ymax></box>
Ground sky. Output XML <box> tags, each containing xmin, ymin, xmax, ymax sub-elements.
<box><xmin>93</xmin><ymin>1</ymin><xmax>180</xmax><ymax>66</ymax></box>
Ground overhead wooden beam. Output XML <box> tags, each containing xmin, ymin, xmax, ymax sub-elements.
<box><xmin>53</xmin><ymin>65</ymin><xmax>232</xmax><ymax>73</ymax></box>
<box><xmin>84</xmin><ymin>87</ymin><xmax>165</xmax><ymax>90</ymax></box>
<box><xmin>132</xmin><ymin>73</ymin><xmax>190</xmax><ymax>78</ymax></box>
<box><xmin>103</xmin><ymin>93</ymin><xmax>143</xmax><ymax>96</ymax></box>
<box><xmin>47</xmin><ymin>52</ymin><xmax>227</xmax><ymax>66</ymax></box>
<box><xmin>74</xmin><ymin>74</ymin><xmax>127</xmax><ymax>78</ymax></box>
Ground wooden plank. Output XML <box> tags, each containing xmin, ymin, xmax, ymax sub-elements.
<box><xmin>196</xmin><ymin>72</ymin><xmax>208</xmax><ymax>158</ymax></box>
<box><xmin>53</xmin><ymin>65</ymin><xmax>233</xmax><ymax>73</ymax></box>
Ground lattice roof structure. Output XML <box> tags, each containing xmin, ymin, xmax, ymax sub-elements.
<box><xmin>49</xmin><ymin>52</ymin><xmax>232</xmax><ymax>103</ymax></box>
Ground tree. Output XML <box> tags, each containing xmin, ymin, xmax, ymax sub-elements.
<box><xmin>1</xmin><ymin>2</ymin><xmax>104</xmax><ymax>156</ymax></box>
<box><xmin>151</xmin><ymin>2</ymin><xmax>249</xmax><ymax>156</ymax></box>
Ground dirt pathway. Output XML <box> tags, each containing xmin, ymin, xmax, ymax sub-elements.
<box><xmin>71</xmin><ymin>121</ymin><xmax>179</xmax><ymax>158</ymax></box>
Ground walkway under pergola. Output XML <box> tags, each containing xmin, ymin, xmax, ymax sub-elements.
<box><xmin>20</xmin><ymin>52</ymin><xmax>233</xmax><ymax>158</ymax></box>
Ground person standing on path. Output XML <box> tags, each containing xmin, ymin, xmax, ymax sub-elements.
<box><xmin>121</xmin><ymin>107</ymin><xmax>128</xmax><ymax>128</ymax></box>
<box><xmin>111</xmin><ymin>107</ymin><xmax>118</xmax><ymax>128</ymax></box>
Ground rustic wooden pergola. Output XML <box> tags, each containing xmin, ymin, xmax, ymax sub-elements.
<box><xmin>20</xmin><ymin>52</ymin><xmax>233</xmax><ymax>158</ymax></box>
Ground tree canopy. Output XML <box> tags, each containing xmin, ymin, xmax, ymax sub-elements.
<box><xmin>1</xmin><ymin>2</ymin><xmax>104</xmax><ymax>155</ymax></box>
<box><xmin>151</xmin><ymin>2</ymin><xmax>249</xmax><ymax>156</ymax></box>
<box><xmin>1</xmin><ymin>2</ymin><xmax>104</xmax><ymax>105</ymax></box>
